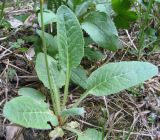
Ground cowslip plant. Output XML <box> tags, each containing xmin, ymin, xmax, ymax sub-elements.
<box><xmin>3</xmin><ymin>2</ymin><xmax>158</xmax><ymax>140</ymax></box>
<box><xmin>37</xmin><ymin>0</ymin><xmax>122</xmax><ymax>54</ymax></box>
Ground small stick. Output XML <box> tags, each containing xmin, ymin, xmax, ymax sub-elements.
<box><xmin>125</xmin><ymin>30</ymin><xmax>137</xmax><ymax>50</ymax></box>
<box><xmin>2</xmin><ymin>61</ymin><xmax>31</xmax><ymax>75</ymax></box>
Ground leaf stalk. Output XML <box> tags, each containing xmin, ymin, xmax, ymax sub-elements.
<box><xmin>40</xmin><ymin>0</ymin><xmax>61</xmax><ymax>115</ymax></box>
<box><xmin>62</xmin><ymin>62</ymin><xmax>70</xmax><ymax>108</ymax></box>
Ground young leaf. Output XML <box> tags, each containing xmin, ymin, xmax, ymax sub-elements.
<box><xmin>78</xmin><ymin>129</ymin><xmax>103</xmax><ymax>140</ymax></box>
<box><xmin>86</xmin><ymin>61</ymin><xmax>158</xmax><ymax>96</ymax></box>
<box><xmin>3</xmin><ymin>96</ymin><xmax>58</xmax><ymax>129</ymax></box>
<box><xmin>82</xmin><ymin>11</ymin><xmax>122</xmax><ymax>51</ymax></box>
<box><xmin>71</xmin><ymin>67</ymin><xmax>88</xmax><ymax>89</ymax></box>
<box><xmin>57</xmin><ymin>5</ymin><xmax>84</xmax><ymax>70</ymax></box>
<box><xmin>38</xmin><ymin>9</ymin><xmax>57</xmax><ymax>26</ymax></box>
<box><xmin>61</xmin><ymin>108</ymin><xmax>85</xmax><ymax>117</ymax></box>
<box><xmin>18</xmin><ymin>87</ymin><xmax>45</xmax><ymax>101</ymax></box>
<box><xmin>36</xmin><ymin>53</ymin><xmax>65</xmax><ymax>89</ymax></box>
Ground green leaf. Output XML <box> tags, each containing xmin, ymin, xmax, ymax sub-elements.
<box><xmin>84</xmin><ymin>37</ymin><xmax>94</xmax><ymax>47</ymax></box>
<box><xmin>82</xmin><ymin>11</ymin><xmax>122</xmax><ymax>51</ymax></box>
<box><xmin>78</xmin><ymin>129</ymin><xmax>103</xmax><ymax>140</ymax></box>
<box><xmin>111</xmin><ymin>0</ymin><xmax>137</xmax><ymax>29</ymax></box>
<box><xmin>84</xmin><ymin>47</ymin><xmax>105</xmax><ymax>62</ymax></box>
<box><xmin>75</xmin><ymin>1</ymin><xmax>92</xmax><ymax>17</ymax></box>
<box><xmin>7</xmin><ymin>68</ymin><xmax>16</xmax><ymax>80</ymax></box>
<box><xmin>57</xmin><ymin>5</ymin><xmax>84</xmax><ymax>70</ymax></box>
<box><xmin>35</xmin><ymin>53</ymin><xmax>65</xmax><ymax>89</ymax></box>
<box><xmin>61</xmin><ymin>107</ymin><xmax>85</xmax><ymax>117</ymax></box>
<box><xmin>95</xmin><ymin>0</ymin><xmax>112</xmax><ymax>15</ymax></box>
<box><xmin>10</xmin><ymin>39</ymin><xmax>25</xmax><ymax>49</ymax></box>
<box><xmin>14</xmin><ymin>14</ymin><xmax>30</xmax><ymax>23</ymax></box>
<box><xmin>87</xmin><ymin>61</ymin><xmax>158</xmax><ymax>96</ymax></box>
<box><xmin>36</xmin><ymin>30</ymin><xmax>58</xmax><ymax>57</ymax></box>
<box><xmin>38</xmin><ymin>9</ymin><xmax>57</xmax><ymax>26</ymax></box>
<box><xmin>71</xmin><ymin>67</ymin><xmax>88</xmax><ymax>89</ymax></box>
<box><xmin>3</xmin><ymin>96</ymin><xmax>58</xmax><ymax>129</ymax></box>
<box><xmin>68</xmin><ymin>0</ymin><xmax>85</xmax><ymax>9</ymax></box>
<box><xmin>73</xmin><ymin>0</ymin><xmax>84</xmax><ymax>6</ymax></box>
<box><xmin>18</xmin><ymin>88</ymin><xmax>45</xmax><ymax>101</ymax></box>
<box><xmin>155</xmin><ymin>0</ymin><xmax>160</xmax><ymax>3</ymax></box>
<box><xmin>112</xmin><ymin>0</ymin><xmax>133</xmax><ymax>13</ymax></box>
<box><xmin>114</xmin><ymin>11</ymin><xmax>138</xmax><ymax>29</ymax></box>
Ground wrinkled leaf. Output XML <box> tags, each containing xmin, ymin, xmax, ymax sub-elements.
<box><xmin>57</xmin><ymin>5</ymin><xmax>84</xmax><ymax>70</ymax></box>
<box><xmin>3</xmin><ymin>96</ymin><xmax>58</xmax><ymax>129</ymax></box>
<box><xmin>82</xmin><ymin>11</ymin><xmax>122</xmax><ymax>51</ymax></box>
<box><xmin>78</xmin><ymin>129</ymin><xmax>102</xmax><ymax>140</ymax></box>
<box><xmin>38</xmin><ymin>9</ymin><xmax>56</xmax><ymax>26</ymax></box>
<box><xmin>71</xmin><ymin>67</ymin><xmax>88</xmax><ymax>89</ymax></box>
<box><xmin>61</xmin><ymin>107</ymin><xmax>85</xmax><ymax>117</ymax></box>
<box><xmin>36</xmin><ymin>53</ymin><xmax>65</xmax><ymax>89</ymax></box>
<box><xmin>87</xmin><ymin>61</ymin><xmax>158</xmax><ymax>96</ymax></box>
<box><xmin>18</xmin><ymin>88</ymin><xmax>45</xmax><ymax>101</ymax></box>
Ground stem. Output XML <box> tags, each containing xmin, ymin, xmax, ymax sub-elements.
<box><xmin>50</xmin><ymin>70</ymin><xmax>61</xmax><ymax>115</ymax></box>
<box><xmin>0</xmin><ymin>0</ymin><xmax>6</xmax><ymax>22</ymax></box>
<box><xmin>62</xmin><ymin>64</ymin><xmax>70</xmax><ymax>108</ymax></box>
<box><xmin>40</xmin><ymin>0</ymin><xmax>60</xmax><ymax>115</ymax></box>
<box><xmin>137</xmin><ymin>0</ymin><xmax>154</xmax><ymax>60</ymax></box>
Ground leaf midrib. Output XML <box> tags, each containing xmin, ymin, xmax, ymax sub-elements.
<box><xmin>87</xmin><ymin>69</ymin><xmax>137</xmax><ymax>93</ymax></box>
<box><xmin>63</xmin><ymin>13</ymin><xmax>70</xmax><ymax>69</ymax></box>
